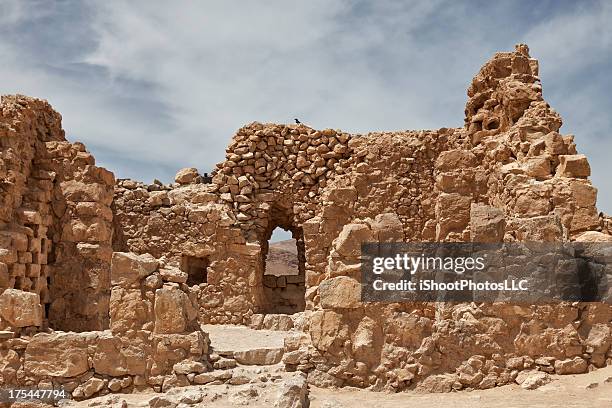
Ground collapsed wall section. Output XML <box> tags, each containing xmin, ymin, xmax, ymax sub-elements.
<box><xmin>0</xmin><ymin>95</ymin><xmax>115</xmax><ymax>333</ymax></box>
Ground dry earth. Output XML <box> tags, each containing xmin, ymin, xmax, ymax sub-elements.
<box><xmin>60</xmin><ymin>361</ymin><xmax>612</xmax><ymax>408</ymax></box>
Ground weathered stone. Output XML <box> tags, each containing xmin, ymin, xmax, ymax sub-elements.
<box><xmin>234</xmin><ymin>348</ymin><xmax>284</xmax><ymax>365</ymax></box>
<box><xmin>470</xmin><ymin>204</ymin><xmax>505</xmax><ymax>242</ymax></box>
<box><xmin>274</xmin><ymin>373</ymin><xmax>308</xmax><ymax>408</ymax></box>
<box><xmin>517</xmin><ymin>371</ymin><xmax>551</xmax><ymax>390</ymax></box>
<box><xmin>0</xmin><ymin>289</ymin><xmax>43</xmax><ymax>327</ymax></box>
<box><xmin>556</xmin><ymin>154</ymin><xmax>591</xmax><ymax>178</ymax></box>
<box><xmin>319</xmin><ymin>276</ymin><xmax>360</xmax><ymax>309</ymax></box>
<box><xmin>24</xmin><ymin>333</ymin><xmax>89</xmax><ymax>377</ymax></box>
<box><xmin>554</xmin><ymin>357</ymin><xmax>588</xmax><ymax>374</ymax></box>
<box><xmin>154</xmin><ymin>285</ymin><xmax>197</xmax><ymax>334</ymax></box>
<box><xmin>111</xmin><ymin>252</ymin><xmax>158</xmax><ymax>287</ymax></box>
<box><xmin>175</xmin><ymin>167</ymin><xmax>200</xmax><ymax>185</ymax></box>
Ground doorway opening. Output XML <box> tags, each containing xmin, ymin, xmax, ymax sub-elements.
<box><xmin>181</xmin><ymin>255</ymin><xmax>209</xmax><ymax>286</ymax></box>
<box><xmin>261</xmin><ymin>214</ymin><xmax>306</xmax><ymax>314</ymax></box>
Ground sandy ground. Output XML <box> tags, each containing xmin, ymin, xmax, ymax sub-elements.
<box><xmin>310</xmin><ymin>365</ymin><xmax>612</xmax><ymax>408</ymax></box>
<box><xmin>60</xmin><ymin>365</ymin><xmax>612</xmax><ymax>408</ymax></box>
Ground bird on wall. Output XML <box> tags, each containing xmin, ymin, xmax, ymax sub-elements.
<box><xmin>294</xmin><ymin>118</ymin><xmax>301</xmax><ymax>124</ymax></box>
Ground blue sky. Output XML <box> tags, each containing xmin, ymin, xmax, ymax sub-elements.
<box><xmin>1</xmin><ymin>1</ymin><xmax>611</xmax><ymax>241</ymax></box>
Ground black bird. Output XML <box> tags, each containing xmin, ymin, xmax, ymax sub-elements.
<box><xmin>294</xmin><ymin>118</ymin><xmax>301</xmax><ymax>124</ymax></box>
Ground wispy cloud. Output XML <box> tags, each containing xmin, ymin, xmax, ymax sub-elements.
<box><xmin>0</xmin><ymin>0</ymin><xmax>610</xmax><ymax>214</ymax></box>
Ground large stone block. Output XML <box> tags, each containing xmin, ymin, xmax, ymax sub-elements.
<box><xmin>334</xmin><ymin>224</ymin><xmax>373</xmax><ymax>258</ymax></box>
<box><xmin>111</xmin><ymin>252</ymin><xmax>158</xmax><ymax>288</ymax></box>
<box><xmin>370</xmin><ymin>213</ymin><xmax>404</xmax><ymax>242</ymax></box>
<box><xmin>309</xmin><ymin>310</ymin><xmax>343</xmax><ymax>352</ymax></box>
<box><xmin>110</xmin><ymin>287</ymin><xmax>152</xmax><ymax>333</ymax></box>
<box><xmin>436</xmin><ymin>193</ymin><xmax>471</xmax><ymax>239</ymax></box>
<box><xmin>24</xmin><ymin>333</ymin><xmax>89</xmax><ymax>377</ymax></box>
<box><xmin>92</xmin><ymin>332</ymin><xmax>129</xmax><ymax>376</ymax></box>
<box><xmin>435</xmin><ymin>149</ymin><xmax>477</xmax><ymax>171</ymax></box>
<box><xmin>470</xmin><ymin>204</ymin><xmax>505</xmax><ymax>242</ymax></box>
<box><xmin>0</xmin><ymin>289</ymin><xmax>42</xmax><ymax>327</ymax></box>
<box><xmin>556</xmin><ymin>154</ymin><xmax>590</xmax><ymax>178</ymax></box>
<box><xmin>154</xmin><ymin>285</ymin><xmax>197</xmax><ymax>334</ymax></box>
<box><xmin>319</xmin><ymin>276</ymin><xmax>361</xmax><ymax>309</ymax></box>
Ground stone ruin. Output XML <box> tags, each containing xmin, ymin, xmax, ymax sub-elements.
<box><xmin>0</xmin><ymin>44</ymin><xmax>611</xmax><ymax>400</ymax></box>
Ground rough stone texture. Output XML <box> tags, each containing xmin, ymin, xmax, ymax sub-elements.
<box><xmin>0</xmin><ymin>95</ymin><xmax>115</xmax><ymax>332</ymax></box>
<box><xmin>0</xmin><ymin>45</ymin><xmax>611</xmax><ymax>397</ymax></box>
<box><xmin>1</xmin><ymin>254</ymin><xmax>209</xmax><ymax>400</ymax></box>
<box><xmin>0</xmin><ymin>289</ymin><xmax>42</xmax><ymax>327</ymax></box>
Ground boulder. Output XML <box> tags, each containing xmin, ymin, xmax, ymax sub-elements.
<box><xmin>554</xmin><ymin>357</ymin><xmax>588</xmax><ymax>374</ymax></box>
<box><xmin>516</xmin><ymin>370</ymin><xmax>551</xmax><ymax>389</ymax></box>
<box><xmin>415</xmin><ymin>374</ymin><xmax>457</xmax><ymax>393</ymax></box>
<box><xmin>575</xmin><ymin>231</ymin><xmax>612</xmax><ymax>243</ymax></box>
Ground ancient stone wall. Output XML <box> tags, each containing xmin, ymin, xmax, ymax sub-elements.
<box><xmin>0</xmin><ymin>96</ymin><xmax>114</xmax><ymax>333</ymax></box>
<box><xmin>0</xmin><ymin>252</ymin><xmax>209</xmax><ymax>399</ymax></box>
<box><xmin>1</xmin><ymin>44</ymin><xmax>611</xmax><ymax>395</ymax></box>
<box><xmin>109</xmin><ymin>44</ymin><xmax>612</xmax><ymax>391</ymax></box>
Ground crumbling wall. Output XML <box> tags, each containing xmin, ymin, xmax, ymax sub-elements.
<box><xmin>0</xmin><ymin>251</ymin><xmax>209</xmax><ymax>399</ymax></box>
<box><xmin>0</xmin><ymin>44</ymin><xmax>610</xmax><ymax>395</ymax></box>
<box><xmin>0</xmin><ymin>96</ymin><xmax>114</xmax><ymax>333</ymax></box>
<box><xmin>107</xmin><ymin>45</ymin><xmax>612</xmax><ymax>392</ymax></box>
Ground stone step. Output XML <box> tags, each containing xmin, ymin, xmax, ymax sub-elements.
<box><xmin>203</xmin><ymin>324</ymin><xmax>290</xmax><ymax>365</ymax></box>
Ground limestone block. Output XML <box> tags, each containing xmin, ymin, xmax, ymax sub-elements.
<box><xmin>522</xmin><ymin>156</ymin><xmax>551</xmax><ymax>179</ymax></box>
<box><xmin>0</xmin><ymin>289</ymin><xmax>42</xmax><ymax>327</ymax></box>
<box><xmin>556</xmin><ymin>154</ymin><xmax>591</xmax><ymax>178</ymax></box>
<box><xmin>24</xmin><ymin>333</ymin><xmax>89</xmax><ymax>377</ymax></box>
<box><xmin>370</xmin><ymin>213</ymin><xmax>404</xmax><ymax>242</ymax></box>
<box><xmin>154</xmin><ymin>285</ymin><xmax>196</xmax><ymax>334</ymax></box>
<box><xmin>470</xmin><ymin>204</ymin><xmax>505</xmax><ymax>242</ymax></box>
<box><xmin>554</xmin><ymin>357</ymin><xmax>587</xmax><ymax>374</ymax></box>
<box><xmin>110</xmin><ymin>287</ymin><xmax>152</xmax><ymax>333</ymax></box>
<box><xmin>111</xmin><ymin>252</ymin><xmax>158</xmax><ymax>287</ymax></box>
<box><xmin>175</xmin><ymin>167</ymin><xmax>200</xmax><ymax>185</ymax></box>
<box><xmin>334</xmin><ymin>224</ymin><xmax>373</xmax><ymax>258</ymax></box>
<box><xmin>319</xmin><ymin>276</ymin><xmax>360</xmax><ymax>309</ymax></box>
<box><xmin>233</xmin><ymin>348</ymin><xmax>283</xmax><ymax>365</ymax></box>
<box><xmin>159</xmin><ymin>267</ymin><xmax>188</xmax><ymax>284</ymax></box>
<box><xmin>273</xmin><ymin>373</ymin><xmax>308</xmax><ymax>408</ymax></box>
<box><xmin>436</xmin><ymin>193</ymin><xmax>471</xmax><ymax>239</ymax></box>
<box><xmin>309</xmin><ymin>310</ymin><xmax>342</xmax><ymax>352</ymax></box>
<box><xmin>92</xmin><ymin>332</ymin><xmax>129</xmax><ymax>376</ymax></box>
<box><xmin>60</xmin><ymin>180</ymin><xmax>113</xmax><ymax>205</ymax></box>
<box><xmin>575</xmin><ymin>231</ymin><xmax>612</xmax><ymax>242</ymax></box>
<box><xmin>435</xmin><ymin>149</ymin><xmax>477</xmax><ymax>171</ymax></box>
